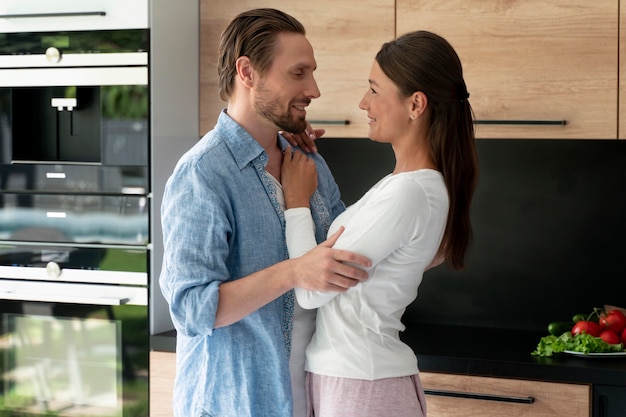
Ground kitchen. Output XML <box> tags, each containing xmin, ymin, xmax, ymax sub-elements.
<box><xmin>1</xmin><ymin>1</ymin><xmax>626</xmax><ymax>417</ymax></box>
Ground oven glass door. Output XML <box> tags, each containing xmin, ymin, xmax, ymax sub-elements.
<box><xmin>0</xmin><ymin>284</ymin><xmax>148</xmax><ymax>417</ymax></box>
<box><xmin>0</xmin><ymin>193</ymin><xmax>148</xmax><ymax>246</ymax></box>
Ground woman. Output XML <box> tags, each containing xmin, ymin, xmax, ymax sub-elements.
<box><xmin>281</xmin><ymin>30</ymin><xmax>479</xmax><ymax>416</ymax></box>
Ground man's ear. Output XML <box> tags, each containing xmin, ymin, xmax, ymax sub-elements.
<box><xmin>235</xmin><ymin>56</ymin><xmax>255</xmax><ymax>88</ymax></box>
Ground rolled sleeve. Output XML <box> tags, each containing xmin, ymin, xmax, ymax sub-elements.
<box><xmin>159</xmin><ymin>159</ymin><xmax>230</xmax><ymax>336</ymax></box>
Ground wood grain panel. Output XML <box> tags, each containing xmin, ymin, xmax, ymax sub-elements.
<box><xmin>397</xmin><ymin>0</ymin><xmax>618</xmax><ymax>139</ymax></box>
<box><xmin>148</xmin><ymin>353</ymin><xmax>592</xmax><ymax>417</ymax></box>
<box><xmin>199</xmin><ymin>0</ymin><xmax>394</xmax><ymax>138</ymax></box>
<box><xmin>420</xmin><ymin>372</ymin><xmax>591</xmax><ymax>417</ymax></box>
<box><xmin>149</xmin><ymin>351</ymin><xmax>176</xmax><ymax>417</ymax></box>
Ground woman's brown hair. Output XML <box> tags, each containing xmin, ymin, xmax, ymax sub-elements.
<box><xmin>217</xmin><ymin>8</ymin><xmax>306</xmax><ymax>101</ymax></box>
<box><xmin>376</xmin><ymin>30</ymin><xmax>479</xmax><ymax>270</ymax></box>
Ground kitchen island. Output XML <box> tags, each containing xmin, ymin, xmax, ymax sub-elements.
<box><xmin>151</xmin><ymin>324</ymin><xmax>626</xmax><ymax>386</ymax></box>
<box><xmin>150</xmin><ymin>323</ymin><xmax>626</xmax><ymax>416</ymax></box>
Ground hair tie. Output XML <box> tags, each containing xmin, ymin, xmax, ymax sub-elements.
<box><xmin>457</xmin><ymin>84</ymin><xmax>470</xmax><ymax>102</ymax></box>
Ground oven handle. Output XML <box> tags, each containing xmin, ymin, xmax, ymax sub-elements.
<box><xmin>0</xmin><ymin>291</ymin><xmax>130</xmax><ymax>306</ymax></box>
<box><xmin>0</xmin><ymin>67</ymin><xmax>148</xmax><ymax>87</ymax></box>
<box><xmin>0</xmin><ymin>12</ymin><xmax>106</xmax><ymax>19</ymax></box>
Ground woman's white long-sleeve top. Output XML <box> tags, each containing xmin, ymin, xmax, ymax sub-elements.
<box><xmin>285</xmin><ymin>169</ymin><xmax>449</xmax><ymax>381</ymax></box>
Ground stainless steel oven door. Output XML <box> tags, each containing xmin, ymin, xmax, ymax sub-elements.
<box><xmin>0</xmin><ymin>280</ymin><xmax>148</xmax><ymax>417</ymax></box>
<box><xmin>0</xmin><ymin>244</ymin><xmax>147</xmax><ymax>286</ymax></box>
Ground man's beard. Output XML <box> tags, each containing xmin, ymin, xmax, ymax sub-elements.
<box><xmin>255</xmin><ymin>80</ymin><xmax>307</xmax><ymax>134</ymax></box>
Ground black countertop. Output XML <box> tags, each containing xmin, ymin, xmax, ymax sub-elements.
<box><xmin>150</xmin><ymin>323</ymin><xmax>626</xmax><ymax>387</ymax></box>
<box><xmin>401</xmin><ymin>323</ymin><xmax>626</xmax><ymax>386</ymax></box>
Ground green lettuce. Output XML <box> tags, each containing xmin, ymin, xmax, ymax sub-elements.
<box><xmin>531</xmin><ymin>332</ymin><xmax>624</xmax><ymax>357</ymax></box>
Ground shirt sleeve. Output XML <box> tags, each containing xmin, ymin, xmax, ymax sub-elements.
<box><xmin>159</xmin><ymin>161</ymin><xmax>227</xmax><ymax>336</ymax></box>
<box><xmin>331</xmin><ymin>176</ymin><xmax>428</xmax><ymax>266</ymax></box>
<box><xmin>285</xmin><ymin>207</ymin><xmax>317</xmax><ymax>258</ymax></box>
<box><xmin>285</xmin><ymin>207</ymin><xmax>339</xmax><ymax>309</ymax></box>
<box><xmin>286</xmin><ymin>176</ymin><xmax>434</xmax><ymax>309</ymax></box>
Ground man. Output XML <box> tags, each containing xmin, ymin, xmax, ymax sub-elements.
<box><xmin>159</xmin><ymin>8</ymin><xmax>370</xmax><ymax>417</ymax></box>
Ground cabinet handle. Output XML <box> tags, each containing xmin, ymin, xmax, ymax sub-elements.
<box><xmin>308</xmin><ymin>120</ymin><xmax>351</xmax><ymax>125</ymax></box>
<box><xmin>474</xmin><ymin>119</ymin><xmax>567</xmax><ymax>126</ymax></box>
<box><xmin>598</xmin><ymin>395</ymin><xmax>607</xmax><ymax>417</ymax></box>
<box><xmin>424</xmin><ymin>389</ymin><xmax>535</xmax><ymax>404</ymax></box>
<box><xmin>0</xmin><ymin>12</ymin><xmax>107</xmax><ymax>19</ymax></box>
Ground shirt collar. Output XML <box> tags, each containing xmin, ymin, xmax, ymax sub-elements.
<box><xmin>216</xmin><ymin>110</ymin><xmax>290</xmax><ymax>170</ymax></box>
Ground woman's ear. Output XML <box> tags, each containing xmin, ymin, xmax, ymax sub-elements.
<box><xmin>411</xmin><ymin>91</ymin><xmax>428</xmax><ymax>119</ymax></box>
<box><xmin>235</xmin><ymin>56</ymin><xmax>255</xmax><ymax>88</ymax></box>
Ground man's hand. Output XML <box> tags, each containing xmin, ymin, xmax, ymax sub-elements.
<box><xmin>293</xmin><ymin>227</ymin><xmax>370</xmax><ymax>292</ymax></box>
<box><xmin>215</xmin><ymin>228</ymin><xmax>370</xmax><ymax>328</ymax></box>
<box><xmin>280</xmin><ymin>122</ymin><xmax>325</xmax><ymax>153</ymax></box>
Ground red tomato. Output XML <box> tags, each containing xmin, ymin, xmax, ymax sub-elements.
<box><xmin>622</xmin><ymin>328</ymin><xmax>626</xmax><ymax>345</ymax></box>
<box><xmin>599</xmin><ymin>329</ymin><xmax>621</xmax><ymax>345</ymax></box>
<box><xmin>599</xmin><ymin>310</ymin><xmax>626</xmax><ymax>334</ymax></box>
<box><xmin>572</xmin><ymin>321</ymin><xmax>600</xmax><ymax>337</ymax></box>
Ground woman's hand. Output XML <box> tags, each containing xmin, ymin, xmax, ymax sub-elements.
<box><xmin>279</xmin><ymin>122</ymin><xmax>325</xmax><ymax>153</ymax></box>
<box><xmin>281</xmin><ymin>145</ymin><xmax>318</xmax><ymax>209</ymax></box>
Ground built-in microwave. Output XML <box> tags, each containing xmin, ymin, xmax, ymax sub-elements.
<box><xmin>0</xmin><ymin>27</ymin><xmax>150</xmax><ymax>178</ymax></box>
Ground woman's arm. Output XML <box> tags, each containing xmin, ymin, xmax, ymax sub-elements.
<box><xmin>284</xmin><ymin>207</ymin><xmax>346</xmax><ymax>309</ymax></box>
<box><xmin>282</xmin><ymin>147</ymin><xmax>351</xmax><ymax>309</ymax></box>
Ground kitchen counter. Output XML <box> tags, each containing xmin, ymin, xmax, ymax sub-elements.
<box><xmin>401</xmin><ymin>323</ymin><xmax>626</xmax><ymax>386</ymax></box>
<box><xmin>150</xmin><ymin>323</ymin><xmax>626</xmax><ymax>387</ymax></box>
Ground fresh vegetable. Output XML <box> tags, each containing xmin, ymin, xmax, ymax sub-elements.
<box><xmin>532</xmin><ymin>306</ymin><xmax>626</xmax><ymax>357</ymax></box>
<box><xmin>599</xmin><ymin>329</ymin><xmax>621</xmax><ymax>345</ymax></box>
<box><xmin>547</xmin><ymin>321</ymin><xmax>574</xmax><ymax>336</ymax></box>
<box><xmin>572</xmin><ymin>307</ymin><xmax>602</xmax><ymax>324</ymax></box>
<box><xmin>532</xmin><ymin>332</ymin><xmax>625</xmax><ymax>357</ymax></box>
<box><xmin>599</xmin><ymin>310</ymin><xmax>626</xmax><ymax>334</ymax></box>
<box><xmin>571</xmin><ymin>320</ymin><xmax>600</xmax><ymax>337</ymax></box>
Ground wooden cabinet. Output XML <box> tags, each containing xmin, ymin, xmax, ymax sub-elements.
<box><xmin>150</xmin><ymin>351</ymin><xmax>596</xmax><ymax>417</ymax></box>
<box><xmin>149</xmin><ymin>351</ymin><xmax>176</xmax><ymax>417</ymax></box>
<box><xmin>199</xmin><ymin>1</ymin><xmax>623</xmax><ymax>140</ymax></box>
<box><xmin>199</xmin><ymin>0</ymin><xmax>394</xmax><ymax>138</ymax></box>
<box><xmin>593</xmin><ymin>385</ymin><xmax>626</xmax><ymax>417</ymax></box>
<box><xmin>420</xmin><ymin>372</ymin><xmax>591</xmax><ymax>417</ymax></box>
<box><xmin>396</xmin><ymin>0</ymin><xmax>618</xmax><ymax>139</ymax></box>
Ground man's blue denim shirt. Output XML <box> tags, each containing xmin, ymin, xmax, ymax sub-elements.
<box><xmin>159</xmin><ymin>111</ymin><xmax>345</xmax><ymax>417</ymax></box>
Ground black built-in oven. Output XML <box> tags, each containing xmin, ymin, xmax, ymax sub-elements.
<box><xmin>0</xmin><ymin>1</ymin><xmax>150</xmax><ymax>415</ymax></box>
<box><xmin>0</xmin><ymin>283</ymin><xmax>148</xmax><ymax>417</ymax></box>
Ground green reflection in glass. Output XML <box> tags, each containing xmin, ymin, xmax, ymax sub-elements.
<box><xmin>5</xmin><ymin>314</ymin><xmax>121</xmax><ymax>416</ymax></box>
